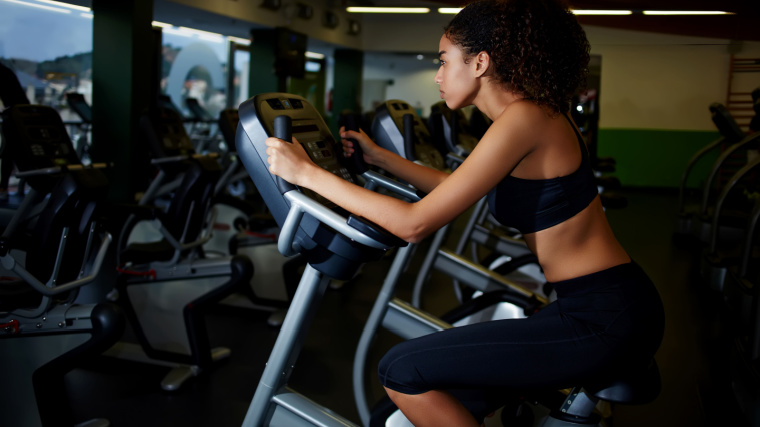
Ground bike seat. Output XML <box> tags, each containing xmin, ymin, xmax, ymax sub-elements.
<box><xmin>585</xmin><ymin>359</ymin><xmax>661</xmax><ymax>405</ymax></box>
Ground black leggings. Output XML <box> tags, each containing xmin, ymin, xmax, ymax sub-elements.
<box><xmin>378</xmin><ymin>261</ymin><xmax>665</xmax><ymax>419</ymax></box>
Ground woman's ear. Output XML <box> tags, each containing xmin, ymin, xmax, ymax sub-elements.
<box><xmin>474</xmin><ymin>51</ymin><xmax>491</xmax><ymax>78</ymax></box>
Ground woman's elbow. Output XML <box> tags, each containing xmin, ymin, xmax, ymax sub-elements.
<box><xmin>400</xmin><ymin>222</ymin><xmax>435</xmax><ymax>244</ymax></box>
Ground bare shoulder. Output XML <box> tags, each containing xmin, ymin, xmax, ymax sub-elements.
<box><xmin>482</xmin><ymin>100</ymin><xmax>551</xmax><ymax>153</ymax></box>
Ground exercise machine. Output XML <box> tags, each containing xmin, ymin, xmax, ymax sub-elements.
<box><xmin>675</xmin><ymin>103</ymin><xmax>751</xmax><ymax>241</ymax></box>
<box><xmin>236</xmin><ymin>92</ymin><xmax>404</xmax><ymax>426</ymax></box>
<box><xmin>237</xmin><ymin>93</ymin><xmax>662</xmax><ymax>427</ymax></box>
<box><xmin>700</xmin><ymin>152</ymin><xmax>760</xmax><ymax>292</ymax></box>
<box><xmin>102</xmin><ymin>106</ymin><xmax>254</xmax><ymax>391</ymax></box>
<box><xmin>0</xmin><ymin>104</ymin><xmax>123</xmax><ymax>427</ymax></box>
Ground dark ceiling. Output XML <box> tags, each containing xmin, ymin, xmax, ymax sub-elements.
<box><xmin>362</xmin><ymin>0</ymin><xmax>760</xmax><ymax>41</ymax></box>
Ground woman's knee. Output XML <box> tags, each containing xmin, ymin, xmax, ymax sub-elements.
<box><xmin>378</xmin><ymin>342</ymin><xmax>427</xmax><ymax>395</ymax></box>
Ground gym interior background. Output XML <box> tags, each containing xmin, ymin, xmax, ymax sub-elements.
<box><xmin>1</xmin><ymin>0</ymin><xmax>759</xmax><ymax>426</ymax></box>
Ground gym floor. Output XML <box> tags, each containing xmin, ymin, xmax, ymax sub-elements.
<box><xmin>64</xmin><ymin>188</ymin><xmax>750</xmax><ymax>427</ymax></box>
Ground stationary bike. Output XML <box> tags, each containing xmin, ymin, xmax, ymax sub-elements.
<box><xmin>236</xmin><ymin>93</ymin><xmax>662</xmax><ymax>427</ymax></box>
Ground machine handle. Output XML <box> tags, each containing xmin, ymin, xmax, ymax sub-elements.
<box><xmin>274</xmin><ymin>115</ymin><xmax>297</xmax><ymax>194</ymax></box>
<box><xmin>344</xmin><ymin>114</ymin><xmax>369</xmax><ymax>174</ymax></box>
<box><xmin>403</xmin><ymin>113</ymin><xmax>417</xmax><ymax>162</ymax></box>
<box><xmin>279</xmin><ymin>191</ymin><xmax>399</xmax><ymax>256</ymax></box>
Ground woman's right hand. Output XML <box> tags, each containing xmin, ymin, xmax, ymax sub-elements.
<box><xmin>340</xmin><ymin>126</ymin><xmax>381</xmax><ymax>166</ymax></box>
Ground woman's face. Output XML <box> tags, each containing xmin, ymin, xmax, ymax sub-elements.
<box><xmin>434</xmin><ymin>34</ymin><xmax>477</xmax><ymax>110</ymax></box>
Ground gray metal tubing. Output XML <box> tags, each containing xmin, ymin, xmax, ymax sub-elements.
<box><xmin>138</xmin><ymin>168</ymin><xmax>168</xmax><ymax>206</ymax></box>
<box><xmin>353</xmin><ymin>244</ymin><xmax>453</xmax><ymax>426</ymax></box>
<box><xmin>434</xmin><ymin>248</ymin><xmax>544</xmax><ymax>302</ymax></box>
<box><xmin>361</xmin><ymin>171</ymin><xmax>420</xmax><ymax>202</ymax></box>
<box><xmin>242</xmin><ymin>265</ymin><xmax>332</xmax><ymax>427</ymax></box>
<box><xmin>448</xmin><ymin>198</ymin><xmax>488</xmax><ymax>300</ymax></box>
<box><xmin>561</xmin><ymin>387</ymin><xmax>600</xmax><ymax>417</ymax></box>
<box><xmin>383</xmin><ymin>298</ymin><xmax>452</xmax><ymax>339</ymax></box>
<box><xmin>214</xmin><ymin>156</ymin><xmax>240</xmax><ymax>196</ymax></box>
<box><xmin>411</xmin><ymin>224</ymin><xmax>451</xmax><ymax>308</ymax></box>
<box><xmin>708</xmin><ymin>155</ymin><xmax>760</xmax><ymax>253</ymax></box>
<box><xmin>153</xmin><ymin>204</ymin><xmax>217</xmax><ymax>252</ymax></box>
<box><xmin>1</xmin><ymin>231</ymin><xmax>112</xmax><ymax>298</ymax></box>
<box><xmin>352</xmin><ymin>244</ymin><xmax>416</xmax><ymax>426</ymax></box>
<box><xmin>279</xmin><ymin>191</ymin><xmax>391</xmax><ymax>257</ymax></box>
<box><xmin>467</xmin><ymin>224</ymin><xmax>532</xmax><ymax>258</ymax></box>
<box><xmin>149</xmin><ymin>256</ymin><xmax>236</xmax><ymax>281</ymax></box>
<box><xmin>700</xmin><ymin>132</ymin><xmax>760</xmax><ymax>215</ymax></box>
<box><xmin>454</xmin><ymin>197</ymin><xmax>487</xmax><ymax>256</ymax></box>
<box><xmin>271</xmin><ymin>389</ymin><xmax>357</xmax><ymax>427</ymax></box>
<box><xmin>1</xmin><ymin>188</ymin><xmax>44</xmax><ymax>240</ymax></box>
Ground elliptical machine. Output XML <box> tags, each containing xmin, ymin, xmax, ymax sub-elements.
<box><xmin>0</xmin><ymin>104</ymin><xmax>123</xmax><ymax>427</ymax></box>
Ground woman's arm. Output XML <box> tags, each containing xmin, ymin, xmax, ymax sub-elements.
<box><xmin>266</xmin><ymin>102</ymin><xmax>540</xmax><ymax>243</ymax></box>
<box><xmin>340</xmin><ymin>127</ymin><xmax>449</xmax><ymax>194</ymax></box>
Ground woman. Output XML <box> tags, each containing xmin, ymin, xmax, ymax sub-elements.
<box><xmin>265</xmin><ymin>0</ymin><xmax>664</xmax><ymax>425</ymax></box>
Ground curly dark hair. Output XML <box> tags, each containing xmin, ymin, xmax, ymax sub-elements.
<box><xmin>444</xmin><ymin>0</ymin><xmax>590</xmax><ymax>114</ymax></box>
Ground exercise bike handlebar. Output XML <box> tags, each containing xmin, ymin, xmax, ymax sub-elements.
<box><xmin>361</xmin><ymin>170</ymin><xmax>421</xmax><ymax>202</ymax></box>
<box><xmin>274</xmin><ymin>115</ymin><xmax>298</xmax><ymax>194</ymax></box>
<box><xmin>14</xmin><ymin>162</ymin><xmax>111</xmax><ymax>178</ymax></box>
<box><xmin>343</xmin><ymin>114</ymin><xmax>369</xmax><ymax>175</ymax></box>
<box><xmin>1</xmin><ymin>229</ymin><xmax>112</xmax><ymax>298</ymax></box>
<box><xmin>272</xmin><ymin>114</ymin><xmax>402</xmax><ymax>257</ymax></box>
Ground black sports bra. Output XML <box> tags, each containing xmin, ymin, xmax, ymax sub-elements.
<box><xmin>486</xmin><ymin>114</ymin><xmax>597</xmax><ymax>234</ymax></box>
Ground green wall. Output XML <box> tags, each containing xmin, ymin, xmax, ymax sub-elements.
<box><xmin>597</xmin><ymin>129</ymin><xmax>722</xmax><ymax>189</ymax></box>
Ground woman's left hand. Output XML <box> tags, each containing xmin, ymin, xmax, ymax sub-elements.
<box><xmin>265</xmin><ymin>136</ymin><xmax>315</xmax><ymax>187</ymax></box>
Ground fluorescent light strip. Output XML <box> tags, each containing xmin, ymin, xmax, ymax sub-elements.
<box><xmin>439</xmin><ymin>7</ymin><xmax>634</xmax><ymax>15</ymax></box>
<box><xmin>198</xmin><ymin>34</ymin><xmax>224</xmax><ymax>43</ymax></box>
<box><xmin>178</xmin><ymin>26</ymin><xmax>224</xmax><ymax>39</ymax></box>
<box><xmin>152</xmin><ymin>21</ymin><xmax>174</xmax><ymax>28</ymax></box>
<box><xmin>34</xmin><ymin>0</ymin><xmax>89</xmax><ymax>12</ymax></box>
<box><xmin>642</xmin><ymin>10</ymin><xmax>733</xmax><ymax>15</ymax></box>
<box><xmin>161</xmin><ymin>27</ymin><xmax>194</xmax><ymax>37</ymax></box>
<box><xmin>347</xmin><ymin>7</ymin><xmax>430</xmax><ymax>13</ymax></box>
<box><xmin>571</xmin><ymin>9</ymin><xmax>632</xmax><ymax>15</ymax></box>
<box><xmin>305</xmin><ymin>51</ymin><xmax>325</xmax><ymax>60</ymax></box>
<box><xmin>2</xmin><ymin>0</ymin><xmax>71</xmax><ymax>13</ymax></box>
<box><xmin>228</xmin><ymin>36</ymin><xmax>251</xmax><ymax>46</ymax></box>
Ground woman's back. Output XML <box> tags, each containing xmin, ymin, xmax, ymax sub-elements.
<box><xmin>489</xmin><ymin>104</ymin><xmax>630</xmax><ymax>282</ymax></box>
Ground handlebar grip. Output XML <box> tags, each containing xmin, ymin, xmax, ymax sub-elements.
<box><xmin>273</xmin><ymin>115</ymin><xmax>297</xmax><ymax>194</ymax></box>
<box><xmin>403</xmin><ymin>113</ymin><xmax>417</xmax><ymax>162</ymax></box>
<box><xmin>344</xmin><ymin>115</ymin><xmax>369</xmax><ymax>174</ymax></box>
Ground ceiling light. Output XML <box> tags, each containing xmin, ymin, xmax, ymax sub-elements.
<box><xmin>34</xmin><ymin>0</ymin><xmax>89</xmax><ymax>12</ymax></box>
<box><xmin>228</xmin><ymin>36</ymin><xmax>251</xmax><ymax>46</ymax></box>
<box><xmin>642</xmin><ymin>10</ymin><xmax>734</xmax><ymax>15</ymax></box>
<box><xmin>571</xmin><ymin>9</ymin><xmax>633</xmax><ymax>15</ymax></box>
<box><xmin>305</xmin><ymin>51</ymin><xmax>325</xmax><ymax>60</ymax></box>
<box><xmin>438</xmin><ymin>8</ymin><xmax>462</xmax><ymax>14</ymax></box>
<box><xmin>346</xmin><ymin>7</ymin><xmax>430</xmax><ymax>14</ymax></box>
<box><xmin>177</xmin><ymin>27</ymin><xmax>224</xmax><ymax>43</ymax></box>
<box><xmin>3</xmin><ymin>0</ymin><xmax>71</xmax><ymax>13</ymax></box>
<box><xmin>152</xmin><ymin>21</ymin><xmax>174</xmax><ymax>28</ymax></box>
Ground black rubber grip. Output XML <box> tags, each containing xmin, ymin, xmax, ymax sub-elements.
<box><xmin>344</xmin><ymin>115</ymin><xmax>368</xmax><ymax>174</ymax></box>
<box><xmin>403</xmin><ymin>113</ymin><xmax>416</xmax><ymax>162</ymax></box>
<box><xmin>273</xmin><ymin>115</ymin><xmax>296</xmax><ymax>194</ymax></box>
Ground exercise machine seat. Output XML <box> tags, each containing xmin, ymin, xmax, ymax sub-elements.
<box><xmin>585</xmin><ymin>359</ymin><xmax>661</xmax><ymax>405</ymax></box>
